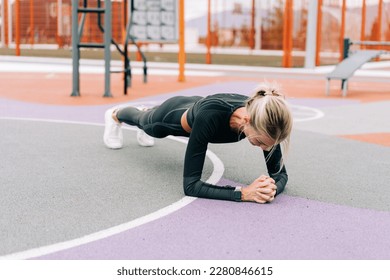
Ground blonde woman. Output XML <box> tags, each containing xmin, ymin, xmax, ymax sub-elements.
<box><xmin>103</xmin><ymin>84</ymin><xmax>293</xmax><ymax>203</ymax></box>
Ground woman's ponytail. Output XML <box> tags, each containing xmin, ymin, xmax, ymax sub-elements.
<box><xmin>245</xmin><ymin>82</ymin><xmax>293</xmax><ymax>167</ymax></box>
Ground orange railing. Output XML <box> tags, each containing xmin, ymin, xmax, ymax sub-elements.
<box><xmin>0</xmin><ymin>0</ymin><xmax>388</xmax><ymax>67</ymax></box>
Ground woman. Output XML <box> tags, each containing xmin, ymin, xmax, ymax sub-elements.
<box><xmin>103</xmin><ymin>83</ymin><xmax>293</xmax><ymax>204</ymax></box>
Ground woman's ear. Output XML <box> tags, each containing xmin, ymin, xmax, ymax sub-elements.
<box><xmin>243</xmin><ymin>115</ymin><xmax>250</xmax><ymax>125</ymax></box>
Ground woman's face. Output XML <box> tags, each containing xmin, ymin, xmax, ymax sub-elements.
<box><xmin>245</xmin><ymin>126</ymin><xmax>276</xmax><ymax>151</ymax></box>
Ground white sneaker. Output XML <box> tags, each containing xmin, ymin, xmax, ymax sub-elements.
<box><xmin>136</xmin><ymin>130</ymin><xmax>155</xmax><ymax>147</ymax></box>
<box><xmin>103</xmin><ymin>107</ymin><xmax>123</xmax><ymax>149</ymax></box>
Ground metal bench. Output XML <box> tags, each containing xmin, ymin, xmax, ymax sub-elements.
<box><xmin>325</xmin><ymin>49</ymin><xmax>385</xmax><ymax>97</ymax></box>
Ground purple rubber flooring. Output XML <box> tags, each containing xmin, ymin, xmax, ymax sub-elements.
<box><xmin>35</xmin><ymin>179</ymin><xmax>390</xmax><ymax>260</ymax></box>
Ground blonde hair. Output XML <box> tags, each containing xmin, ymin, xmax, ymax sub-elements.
<box><xmin>245</xmin><ymin>82</ymin><xmax>293</xmax><ymax>169</ymax></box>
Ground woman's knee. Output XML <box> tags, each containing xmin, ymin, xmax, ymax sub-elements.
<box><xmin>117</xmin><ymin>107</ymin><xmax>141</xmax><ymax>126</ymax></box>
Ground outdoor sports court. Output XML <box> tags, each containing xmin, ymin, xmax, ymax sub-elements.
<box><xmin>1</xmin><ymin>55</ymin><xmax>389</xmax><ymax>260</ymax></box>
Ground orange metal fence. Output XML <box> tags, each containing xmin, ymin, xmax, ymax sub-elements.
<box><xmin>319</xmin><ymin>0</ymin><xmax>390</xmax><ymax>61</ymax></box>
<box><xmin>0</xmin><ymin>0</ymin><xmax>125</xmax><ymax>47</ymax></box>
<box><xmin>0</xmin><ymin>0</ymin><xmax>389</xmax><ymax>66</ymax></box>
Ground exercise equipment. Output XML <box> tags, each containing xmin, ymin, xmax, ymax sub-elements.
<box><xmin>325</xmin><ymin>38</ymin><xmax>389</xmax><ymax>97</ymax></box>
<box><xmin>71</xmin><ymin>0</ymin><xmax>147</xmax><ymax>97</ymax></box>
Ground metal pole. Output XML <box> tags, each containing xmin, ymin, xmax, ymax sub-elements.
<box><xmin>360</xmin><ymin>0</ymin><xmax>366</xmax><ymax>47</ymax></box>
<box><xmin>7</xmin><ymin>0</ymin><xmax>11</xmax><ymax>46</ymax></box>
<box><xmin>30</xmin><ymin>0</ymin><xmax>34</xmax><ymax>45</ymax></box>
<box><xmin>304</xmin><ymin>0</ymin><xmax>318</xmax><ymax>68</ymax></box>
<box><xmin>249</xmin><ymin>0</ymin><xmax>255</xmax><ymax>50</ymax></box>
<box><xmin>178</xmin><ymin>0</ymin><xmax>185</xmax><ymax>82</ymax></box>
<box><xmin>57</xmin><ymin>0</ymin><xmax>62</xmax><ymax>47</ymax></box>
<box><xmin>122</xmin><ymin>0</ymin><xmax>127</xmax><ymax>93</ymax></box>
<box><xmin>6</xmin><ymin>0</ymin><xmax>13</xmax><ymax>46</ymax></box>
<box><xmin>349</xmin><ymin>40</ymin><xmax>390</xmax><ymax>46</ymax></box>
<box><xmin>206</xmin><ymin>0</ymin><xmax>211</xmax><ymax>64</ymax></box>
<box><xmin>71</xmin><ymin>0</ymin><xmax>80</xmax><ymax>97</ymax></box>
<box><xmin>0</xmin><ymin>0</ymin><xmax>5</xmax><ymax>47</ymax></box>
<box><xmin>255</xmin><ymin>0</ymin><xmax>261</xmax><ymax>50</ymax></box>
<box><xmin>339</xmin><ymin>0</ymin><xmax>346</xmax><ymax>61</ymax></box>
<box><xmin>377</xmin><ymin>0</ymin><xmax>383</xmax><ymax>42</ymax></box>
<box><xmin>343</xmin><ymin>37</ymin><xmax>350</xmax><ymax>59</ymax></box>
<box><xmin>315</xmin><ymin>0</ymin><xmax>323</xmax><ymax>66</ymax></box>
<box><xmin>325</xmin><ymin>79</ymin><xmax>330</xmax><ymax>96</ymax></box>
<box><xmin>103</xmin><ymin>0</ymin><xmax>112</xmax><ymax>97</ymax></box>
<box><xmin>282</xmin><ymin>0</ymin><xmax>293</xmax><ymax>67</ymax></box>
<box><xmin>15</xmin><ymin>0</ymin><xmax>21</xmax><ymax>55</ymax></box>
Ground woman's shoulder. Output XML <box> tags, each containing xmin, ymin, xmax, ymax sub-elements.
<box><xmin>199</xmin><ymin>93</ymin><xmax>249</xmax><ymax>108</ymax></box>
<box><xmin>188</xmin><ymin>93</ymin><xmax>248</xmax><ymax>127</ymax></box>
<box><xmin>207</xmin><ymin>93</ymin><xmax>249</xmax><ymax>101</ymax></box>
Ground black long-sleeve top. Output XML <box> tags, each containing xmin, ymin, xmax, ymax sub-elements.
<box><xmin>183</xmin><ymin>93</ymin><xmax>288</xmax><ymax>201</ymax></box>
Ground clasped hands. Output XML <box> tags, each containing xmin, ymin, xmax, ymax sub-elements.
<box><xmin>241</xmin><ymin>175</ymin><xmax>277</xmax><ymax>204</ymax></box>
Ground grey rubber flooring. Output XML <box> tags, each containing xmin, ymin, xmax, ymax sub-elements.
<box><xmin>210</xmin><ymin>129</ymin><xmax>390</xmax><ymax>211</ymax></box>
<box><xmin>0</xmin><ymin>119</ymin><xmax>213</xmax><ymax>255</ymax></box>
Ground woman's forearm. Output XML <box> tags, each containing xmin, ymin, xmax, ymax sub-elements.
<box><xmin>183</xmin><ymin>176</ymin><xmax>238</xmax><ymax>201</ymax></box>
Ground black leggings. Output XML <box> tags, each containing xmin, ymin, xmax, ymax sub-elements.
<box><xmin>117</xmin><ymin>96</ymin><xmax>202</xmax><ymax>138</ymax></box>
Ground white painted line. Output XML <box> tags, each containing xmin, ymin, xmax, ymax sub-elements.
<box><xmin>1</xmin><ymin>55</ymin><xmax>389</xmax><ymax>78</ymax></box>
<box><xmin>0</xmin><ymin>60</ymin><xmax>224</xmax><ymax>77</ymax></box>
<box><xmin>291</xmin><ymin>104</ymin><xmax>325</xmax><ymax>123</ymax></box>
<box><xmin>0</xmin><ymin>117</ymin><xmax>225</xmax><ymax>260</ymax></box>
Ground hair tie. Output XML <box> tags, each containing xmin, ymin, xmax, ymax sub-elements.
<box><xmin>256</xmin><ymin>89</ymin><xmax>284</xmax><ymax>99</ymax></box>
<box><xmin>257</xmin><ymin>90</ymin><xmax>267</xmax><ymax>96</ymax></box>
<box><xmin>257</xmin><ymin>90</ymin><xmax>279</xmax><ymax>97</ymax></box>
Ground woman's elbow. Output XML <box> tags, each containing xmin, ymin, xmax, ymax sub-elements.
<box><xmin>183</xmin><ymin>177</ymin><xmax>201</xmax><ymax>197</ymax></box>
<box><xmin>183</xmin><ymin>182</ymin><xmax>197</xmax><ymax>197</ymax></box>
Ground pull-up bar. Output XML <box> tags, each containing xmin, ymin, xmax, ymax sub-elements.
<box><xmin>343</xmin><ymin>37</ymin><xmax>390</xmax><ymax>59</ymax></box>
<box><xmin>346</xmin><ymin>39</ymin><xmax>390</xmax><ymax>47</ymax></box>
